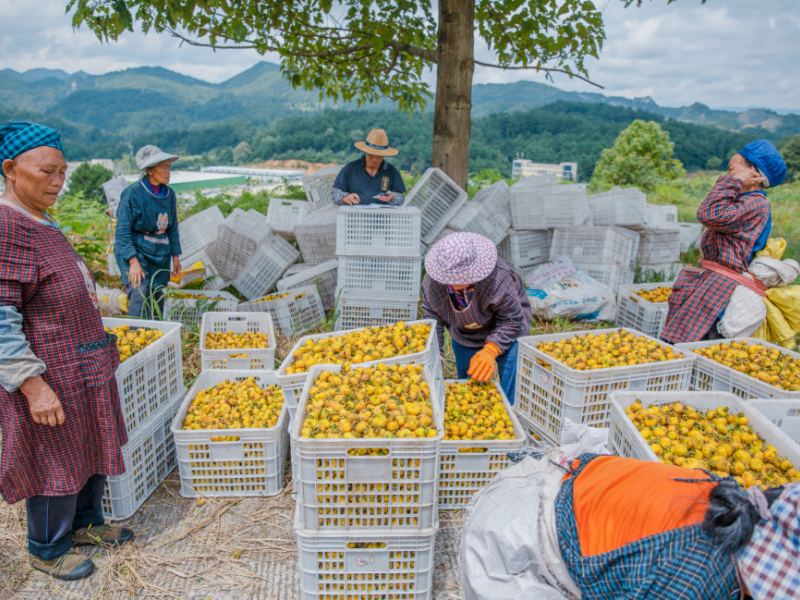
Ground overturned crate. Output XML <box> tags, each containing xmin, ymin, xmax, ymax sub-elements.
<box><xmin>510</xmin><ymin>180</ymin><xmax>591</xmax><ymax>229</ymax></box>
<box><xmin>178</xmin><ymin>205</ymin><xmax>225</xmax><ymax>261</ymax></box>
<box><xmin>498</xmin><ymin>229</ymin><xmax>551</xmax><ymax>271</ymax></box>
<box><xmin>276</xmin><ymin>259</ymin><xmax>339</xmax><ymax>311</ymax></box>
<box><xmin>447</xmin><ymin>202</ymin><xmax>508</xmax><ymax>246</ymax></box>
<box><xmin>403</xmin><ymin>168</ymin><xmax>468</xmax><ymax>245</ymax></box>
<box><xmin>302</xmin><ymin>165</ymin><xmax>344</xmax><ymax>211</ymax></box>
<box><xmin>472</xmin><ymin>179</ymin><xmax>513</xmax><ymax>230</ymax></box>
<box><xmin>266</xmin><ymin>198</ymin><xmax>312</xmax><ymax>239</ymax></box>
<box><xmin>239</xmin><ymin>285</ymin><xmax>326</xmax><ymax>337</ymax></box>
<box><xmin>550</xmin><ymin>226</ymin><xmax>640</xmax><ymax>271</ymax></box>
<box><xmin>233</xmin><ymin>235</ymin><xmax>300</xmax><ymax>300</ymax></box>
<box><xmin>295</xmin><ymin>206</ymin><xmax>339</xmax><ymax>265</ymax></box>
<box><xmin>587</xmin><ymin>187</ymin><xmax>648</xmax><ymax>228</ymax></box>
<box><xmin>214</xmin><ymin>207</ymin><xmax>272</xmax><ymax>281</ymax></box>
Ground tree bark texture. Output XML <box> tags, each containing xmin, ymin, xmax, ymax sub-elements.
<box><xmin>432</xmin><ymin>0</ymin><xmax>475</xmax><ymax>191</ymax></box>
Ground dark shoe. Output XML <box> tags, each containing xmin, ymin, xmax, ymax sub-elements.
<box><xmin>28</xmin><ymin>551</ymin><xmax>95</xmax><ymax>581</ymax></box>
<box><xmin>72</xmin><ymin>524</ymin><xmax>134</xmax><ymax>547</ymax></box>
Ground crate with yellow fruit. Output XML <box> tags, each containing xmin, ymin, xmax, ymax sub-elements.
<box><xmin>238</xmin><ymin>284</ymin><xmax>325</xmax><ymax>337</ymax></box>
<box><xmin>163</xmin><ymin>289</ymin><xmax>239</xmax><ymax>327</ymax></box>
<box><xmin>103</xmin><ymin>317</ymin><xmax>185</xmax><ymax>436</ymax></box>
<box><xmin>200</xmin><ymin>312</ymin><xmax>277</xmax><ymax>370</ymax></box>
<box><xmin>676</xmin><ymin>337</ymin><xmax>800</xmax><ymax>401</ymax></box>
<box><xmin>615</xmin><ymin>282</ymin><xmax>674</xmax><ymax>339</ymax></box>
<box><xmin>170</xmin><ymin>370</ymin><xmax>288</xmax><ymax>498</ymax></box>
<box><xmin>438</xmin><ymin>379</ymin><xmax>525</xmax><ymax>510</ymax></box>
<box><xmin>609</xmin><ymin>391</ymin><xmax>800</xmax><ymax>490</ymax></box>
<box><xmin>291</xmin><ymin>363</ymin><xmax>443</xmax><ymax>532</ymax></box>
<box><xmin>516</xmin><ymin>329</ymin><xmax>695</xmax><ymax>444</ymax></box>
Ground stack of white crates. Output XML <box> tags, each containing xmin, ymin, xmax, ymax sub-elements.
<box><xmin>334</xmin><ymin>206</ymin><xmax>423</xmax><ymax>330</ymax></box>
<box><xmin>629</xmin><ymin>203</ymin><xmax>682</xmax><ymax>277</ymax></box>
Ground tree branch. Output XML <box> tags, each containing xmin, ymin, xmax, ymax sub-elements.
<box><xmin>385</xmin><ymin>40</ymin><xmax>437</xmax><ymax>63</ymax></box>
<box><xmin>473</xmin><ymin>60</ymin><xmax>604</xmax><ymax>88</ymax></box>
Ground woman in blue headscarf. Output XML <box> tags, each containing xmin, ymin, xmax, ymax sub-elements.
<box><xmin>662</xmin><ymin>140</ymin><xmax>787</xmax><ymax>344</ymax></box>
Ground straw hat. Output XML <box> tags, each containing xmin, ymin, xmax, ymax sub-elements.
<box><xmin>424</xmin><ymin>232</ymin><xmax>498</xmax><ymax>286</ymax></box>
<box><xmin>354</xmin><ymin>129</ymin><xmax>399</xmax><ymax>157</ymax></box>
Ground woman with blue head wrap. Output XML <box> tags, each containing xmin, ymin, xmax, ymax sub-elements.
<box><xmin>661</xmin><ymin>140</ymin><xmax>787</xmax><ymax>344</ymax></box>
<box><xmin>1</xmin><ymin>121</ymin><xmax>134</xmax><ymax>580</ymax></box>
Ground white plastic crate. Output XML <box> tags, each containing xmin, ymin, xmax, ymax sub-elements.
<box><xmin>238</xmin><ymin>285</ymin><xmax>325</xmax><ymax>337</ymax></box>
<box><xmin>335</xmin><ymin>291</ymin><xmax>419</xmax><ymax>332</ymax></box>
<box><xmin>295</xmin><ymin>507</ymin><xmax>437</xmax><ymax>600</ymax></box>
<box><xmin>587</xmin><ymin>187</ymin><xmax>648</xmax><ymax>228</ymax></box>
<box><xmin>679</xmin><ymin>222</ymin><xmax>704</xmax><ymax>252</ymax></box>
<box><xmin>336</xmin><ymin>256</ymin><xmax>422</xmax><ymax>299</ymax></box>
<box><xmin>403</xmin><ymin>168</ymin><xmax>468</xmax><ymax>245</ymax></box>
<box><xmin>214</xmin><ymin>208</ymin><xmax>272</xmax><ymax>281</ymax></box>
<box><xmin>497</xmin><ymin>229</ymin><xmax>550</xmax><ymax>270</ymax></box>
<box><xmin>285</xmin><ymin>263</ymin><xmax>312</xmax><ymax>277</ymax></box>
<box><xmin>233</xmin><ymin>235</ymin><xmax>300</xmax><ymax>300</ymax></box>
<box><xmin>200</xmin><ymin>312</ymin><xmax>277</xmax><ymax>370</ymax></box>
<box><xmin>749</xmin><ymin>400</ymin><xmax>800</xmax><ymax>445</ymax></box>
<box><xmin>178</xmin><ymin>248</ymin><xmax>228</xmax><ymax>291</ymax></box>
<box><xmin>438</xmin><ymin>380</ymin><xmax>525</xmax><ymax>510</ymax></box>
<box><xmin>302</xmin><ymin>165</ymin><xmax>344</xmax><ymax>211</ymax></box>
<box><xmin>510</xmin><ymin>181</ymin><xmax>591</xmax><ymax>229</ymax></box>
<box><xmin>291</xmin><ymin>364</ymin><xmax>442</xmax><ymax>532</ymax></box>
<box><xmin>107</xmin><ymin>252</ymin><xmax>120</xmax><ymax>277</ymax></box>
<box><xmin>276</xmin><ymin>319</ymin><xmax>443</xmax><ymax>413</ymax></box>
<box><xmin>615</xmin><ymin>282</ymin><xmax>674</xmax><ymax>339</ymax></box>
<box><xmin>515</xmin><ymin>329</ymin><xmax>694</xmax><ymax>444</ymax></box>
<box><xmin>572</xmin><ymin>261</ymin><xmax>634</xmax><ymax>295</ymax></box>
<box><xmin>632</xmin><ymin>203</ymin><xmax>680</xmax><ymax>231</ymax></box>
<box><xmin>178</xmin><ymin>205</ymin><xmax>225</xmax><ymax>261</ymax></box>
<box><xmin>277</xmin><ymin>259</ymin><xmax>339</xmax><ymax>311</ymax></box>
<box><xmin>336</xmin><ymin>206</ymin><xmax>422</xmax><ymax>257</ymax></box>
<box><xmin>447</xmin><ymin>202</ymin><xmax>508</xmax><ymax>246</ymax></box>
<box><xmin>421</xmin><ymin>227</ymin><xmax>456</xmax><ymax>256</ymax></box>
<box><xmin>473</xmin><ymin>180</ymin><xmax>512</xmax><ymax>230</ymax></box>
<box><xmin>608</xmin><ymin>392</ymin><xmax>800</xmax><ymax>470</ymax></box>
<box><xmin>295</xmin><ymin>206</ymin><xmax>339</xmax><ymax>265</ymax></box>
<box><xmin>164</xmin><ymin>290</ymin><xmax>239</xmax><ymax>327</ymax></box>
<box><xmin>266</xmin><ymin>198</ymin><xmax>312</xmax><ymax>237</ymax></box>
<box><xmin>676</xmin><ymin>338</ymin><xmax>800</xmax><ymax>401</ymax></box>
<box><xmin>103</xmin><ymin>392</ymin><xmax>182</xmax><ymax>520</ymax></box>
<box><xmin>103</xmin><ymin>317</ymin><xmax>185</xmax><ymax>437</ymax></box>
<box><xmin>637</xmin><ymin>228</ymin><xmax>681</xmax><ymax>265</ymax></box>
<box><xmin>171</xmin><ymin>370</ymin><xmax>288</xmax><ymax>498</ymax></box>
<box><xmin>550</xmin><ymin>226</ymin><xmax>640</xmax><ymax>270</ymax></box>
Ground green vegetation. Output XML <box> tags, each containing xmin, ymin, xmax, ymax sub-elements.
<box><xmin>66</xmin><ymin>162</ymin><xmax>114</xmax><ymax>203</ymax></box>
<box><xmin>779</xmin><ymin>134</ymin><xmax>800</xmax><ymax>183</ymax></box>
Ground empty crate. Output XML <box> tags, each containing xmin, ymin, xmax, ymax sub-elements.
<box><xmin>335</xmin><ymin>290</ymin><xmax>418</xmax><ymax>331</ymax></box>
<box><xmin>303</xmin><ymin>165</ymin><xmax>343</xmax><ymax>211</ymax></box>
<box><xmin>637</xmin><ymin>229</ymin><xmax>681</xmax><ymax>265</ymax></box>
<box><xmin>238</xmin><ymin>285</ymin><xmax>326</xmax><ymax>337</ymax></box>
<box><xmin>277</xmin><ymin>259</ymin><xmax>339</xmax><ymax>311</ymax></box>
<box><xmin>214</xmin><ymin>208</ymin><xmax>272</xmax><ymax>280</ymax></box>
<box><xmin>233</xmin><ymin>235</ymin><xmax>300</xmax><ymax>300</ymax></box>
<box><xmin>336</xmin><ymin>206</ymin><xmax>422</xmax><ymax>257</ymax></box>
<box><xmin>511</xmin><ymin>180</ymin><xmax>591</xmax><ymax>229</ymax></box>
<box><xmin>178</xmin><ymin>205</ymin><xmax>225</xmax><ymax>261</ymax></box>
<box><xmin>550</xmin><ymin>226</ymin><xmax>640</xmax><ymax>270</ymax></box>
<box><xmin>573</xmin><ymin>262</ymin><xmax>634</xmax><ymax>295</ymax></box>
<box><xmin>266</xmin><ymin>198</ymin><xmax>312</xmax><ymax>238</ymax></box>
<box><xmin>403</xmin><ymin>168</ymin><xmax>468</xmax><ymax>245</ymax></box>
<box><xmin>336</xmin><ymin>256</ymin><xmax>422</xmax><ymax>299</ymax></box>
<box><xmin>473</xmin><ymin>179</ymin><xmax>512</xmax><ymax>230</ymax></box>
<box><xmin>295</xmin><ymin>206</ymin><xmax>339</xmax><ymax>265</ymax></box>
<box><xmin>498</xmin><ymin>230</ymin><xmax>550</xmax><ymax>270</ymax></box>
<box><xmin>679</xmin><ymin>222</ymin><xmax>704</xmax><ymax>252</ymax></box>
<box><xmin>587</xmin><ymin>187</ymin><xmax>647</xmax><ymax>228</ymax></box>
<box><xmin>448</xmin><ymin>202</ymin><xmax>508</xmax><ymax>246</ymax></box>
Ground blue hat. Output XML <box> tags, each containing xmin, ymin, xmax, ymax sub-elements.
<box><xmin>739</xmin><ymin>140</ymin><xmax>787</xmax><ymax>188</ymax></box>
<box><xmin>0</xmin><ymin>120</ymin><xmax>64</xmax><ymax>165</ymax></box>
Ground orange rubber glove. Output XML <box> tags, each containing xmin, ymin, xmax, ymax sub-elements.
<box><xmin>467</xmin><ymin>342</ymin><xmax>501</xmax><ymax>382</ymax></box>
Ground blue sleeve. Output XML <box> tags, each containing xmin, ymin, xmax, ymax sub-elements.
<box><xmin>167</xmin><ymin>193</ymin><xmax>182</xmax><ymax>256</ymax></box>
<box><xmin>0</xmin><ymin>305</ymin><xmax>46</xmax><ymax>392</ymax></box>
<box><xmin>114</xmin><ymin>188</ymin><xmax>137</xmax><ymax>264</ymax></box>
<box><xmin>332</xmin><ymin>166</ymin><xmax>350</xmax><ymax>193</ymax></box>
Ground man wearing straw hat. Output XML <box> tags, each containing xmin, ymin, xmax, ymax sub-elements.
<box><xmin>331</xmin><ymin>129</ymin><xmax>406</xmax><ymax>206</ymax></box>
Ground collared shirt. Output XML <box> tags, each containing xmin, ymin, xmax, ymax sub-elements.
<box><xmin>331</xmin><ymin>156</ymin><xmax>406</xmax><ymax>206</ymax></box>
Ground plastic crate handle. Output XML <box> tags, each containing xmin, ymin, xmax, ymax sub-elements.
<box><xmin>209</xmin><ymin>440</ymin><xmax>245</xmax><ymax>461</ymax></box>
<box><xmin>454</xmin><ymin>449</ymin><xmax>491</xmax><ymax>472</ymax></box>
<box><xmin>347</xmin><ymin>453</ymin><xmax>393</xmax><ymax>483</ymax></box>
<box><xmin>345</xmin><ymin>550</ymin><xmax>390</xmax><ymax>571</ymax></box>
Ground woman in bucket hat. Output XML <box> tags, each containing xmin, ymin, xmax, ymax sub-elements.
<box><xmin>114</xmin><ymin>145</ymin><xmax>182</xmax><ymax>319</ymax></box>
<box><xmin>331</xmin><ymin>128</ymin><xmax>406</xmax><ymax>206</ymax></box>
<box><xmin>422</xmin><ymin>232</ymin><xmax>531</xmax><ymax>403</ymax></box>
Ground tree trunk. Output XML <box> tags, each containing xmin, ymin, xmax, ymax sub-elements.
<box><xmin>431</xmin><ymin>0</ymin><xmax>474</xmax><ymax>191</ymax></box>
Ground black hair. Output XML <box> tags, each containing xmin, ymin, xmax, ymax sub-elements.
<box><xmin>742</xmin><ymin>156</ymin><xmax>757</xmax><ymax>169</ymax></box>
<box><xmin>703</xmin><ymin>481</ymin><xmax>784</xmax><ymax>554</ymax></box>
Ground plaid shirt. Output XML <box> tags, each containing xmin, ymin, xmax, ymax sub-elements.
<box><xmin>421</xmin><ymin>258</ymin><xmax>531</xmax><ymax>354</ymax></box>
<box><xmin>661</xmin><ymin>175</ymin><xmax>770</xmax><ymax>343</ymax></box>
<box><xmin>555</xmin><ymin>454</ymin><xmax>741</xmax><ymax>600</ymax></box>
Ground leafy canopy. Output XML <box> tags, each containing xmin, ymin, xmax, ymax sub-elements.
<box><xmin>67</xmin><ymin>0</ymin><xmax>605</xmax><ymax>112</ymax></box>
<box><xmin>591</xmin><ymin>120</ymin><xmax>685</xmax><ymax>190</ymax></box>
<box><xmin>779</xmin><ymin>134</ymin><xmax>800</xmax><ymax>184</ymax></box>
<box><xmin>65</xmin><ymin>162</ymin><xmax>114</xmax><ymax>203</ymax></box>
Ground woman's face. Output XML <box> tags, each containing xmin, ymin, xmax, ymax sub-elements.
<box><xmin>728</xmin><ymin>154</ymin><xmax>759</xmax><ymax>182</ymax></box>
<box><xmin>147</xmin><ymin>160</ymin><xmax>172</xmax><ymax>186</ymax></box>
<box><xmin>450</xmin><ymin>283</ymin><xmax>472</xmax><ymax>291</ymax></box>
<box><xmin>2</xmin><ymin>146</ymin><xmax>67</xmax><ymax>211</ymax></box>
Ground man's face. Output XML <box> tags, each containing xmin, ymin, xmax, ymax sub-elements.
<box><xmin>2</xmin><ymin>146</ymin><xmax>67</xmax><ymax>210</ymax></box>
<box><xmin>365</xmin><ymin>153</ymin><xmax>384</xmax><ymax>170</ymax></box>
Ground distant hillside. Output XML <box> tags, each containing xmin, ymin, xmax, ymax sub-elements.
<box><xmin>1</xmin><ymin>61</ymin><xmax>798</xmax><ymax>141</ymax></box>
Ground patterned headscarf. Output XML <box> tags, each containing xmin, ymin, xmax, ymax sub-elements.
<box><xmin>0</xmin><ymin>120</ymin><xmax>64</xmax><ymax>165</ymax></box>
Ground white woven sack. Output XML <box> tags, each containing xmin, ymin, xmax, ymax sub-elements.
<box><xmin>718</xmin><ymin>285</ymin><xmax>767</xmax><ymax>338</ymax></box>
<box><xmin>748</xmin><ymin>257</ymin><xmax>800</xmax><ymax>288</ymax></box>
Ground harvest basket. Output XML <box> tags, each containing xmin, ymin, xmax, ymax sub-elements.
<box><xmin>164</xmin><ymin>289</ymin><xmax>239</xmax><ymax>327</ymax></box>
<box><xmin>515</xmin><ymin>328</ymin><xmax>694</xmax><ymax>444</ymax></box>
<box><xmin>178</xmin><ymin>205</ymin><xmax>225</xmax><ymax>261</ymax></box>
<box><xmin>615</xmin><ymin>282</ymin><xmax>674</xmax><ymax>339</ymax></box>
<box><xmin>749</xmin><ymin>400</ymin><xmax>800</xmax><ymax>446</ymax></box>
<box><xmin>295</xmin><ymin>206</ymin><xmax>339</xmax><ymax>265</ymax></box>
<box><xmin>103</xmin><ymin>393</ymin><xmax>182</xmax><ymax>520</ymax></box>
<box><xmin>266</xmin><ymin>198</ymin><xmax>311</xmax><ymax>237</ymax></box>
<box><xmin>447</xmin><ymin>202</ymin><xmax>508</xmax><ymax>246</ymax></box>
<box><xmin>403</xmin><ymin>168</ymin><xmax>468</xmax><ymax>245</ymax></box>
<box><xmin>238</xmin><ymin>285</ymin><xmax>325</xmax><ymax>337</ymax></box>
<box><xmin>438</xmin><ymin>380</ymin><xmax>525</xmax><ymax>510</ymax></box>
<box><xmin>587</xmin><ymin>187</ymin><xmax>647</xmax><ymax>228</ymax></box>
<box><xmin>637</xmin><ymin>228</ymin><xmax>681</xmax><ymax>265</ymax></box>
<box><xmin>550</xmin><ymin>226</ymin><xmax>640</xmax><ymax>270</ymax></box>
<box><xmin>335</xmin><ymin>291</ymin><xmax>419</xmax><ymax>332</ymax></box>
<box><xmin>171</xmin><ymin>370</ymin><xmax>288</xmax><ymax>498</ymax></box>
<box><xmin>214</xmin><ymin>208</ymin><xmax>271</xmax><ymax>280</ymax></box>
<box><xmin>103</xmin><ymin>317</ymin><xmax>185</xmax><ymax>437</ymax></box>
<box><xmin>233</xmin><ymin>235</ymin><xmax>300</xmax><ymax>300</ymax></box>
<box><xmin>472</xmin><ymin>179</ymin><xmax>512</xmax><ymax>230</ymax></box>
<box><xmin>497</xmin><ymin>229</ymin><xmax>550</xmax><ymax>270</ymax></box>
<box><xmin>572</xmin><ymin>261</ymin><xmax>634</xmax><ymax>295</ymax></box>
<box><xmin>199</xmin><ymin>312</ymin><xmax>277</xmax><ymax>370</ymax></box>
<box><xmin>276</xmin><ymin>259</ymin><xmax>339</xmax><ymax>311</ymax></box>
<box><xmin>336</xmin><ymin>206</ymin><xmax>422</xmax><ymax>258</ymax></box>
<box><xmin>510</xmin><ymin>181</ymin><xmax>591</xmax><ymax>229</ymax></box>
<box><xmin>291</xmin><ymin>364</ymin><xmax>443</xmax><ymax>532</ymax></box>
<box><xmin>336</xmin><ymin>256</ymin><xmax>423</xmax><ymax>299</ymax></box>
<box><xmin>302</xmin><ymin>165</ymin><xmax>343</xmax><ymax>211</ymax></box>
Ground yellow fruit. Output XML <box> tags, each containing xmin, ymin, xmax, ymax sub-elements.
<box><xmin>205</xmin><ymin>330</ymin><xmax>271</xmax><ymax>350</ymax></box>
<box><xmin>105</xmin><ymin>325</ymin><xmax>163</xmax><ymax>362</ymax></box>
<box><xmin>632</xmin><ymin>286</ymin><xmax>672</xmax><ymax>303</ymax></box>
<box><xmin>443</xmin><ymin>380</ymin><xmax>516</xmax><ymax>442</ymax></box>
<box><xmin>165</xmin><ymin>291</ymin><xmax>225</xmax><ymax>301</ymax></box>
<box><xmin>693</xmin><ymin>341</ymin><xmax>800</xmax><ymax>391</ymax></box>
<box><xmin>182</xmin><ymin>377</ymin><xmax>284</xmax><ymax>433</ymax></box>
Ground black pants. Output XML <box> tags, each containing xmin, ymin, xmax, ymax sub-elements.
<box><xmin>26</xmin><ymin>474</ymin><xmax>106</xmax><ymax>560</ymax></box>
<box><xmin>701</xmin><ymin>318</ymin><xmax>724</xmax><ymax>341</ymax></box>
<box><xmin>126</xmin><ymin>283</ymin><xmax>166</xmax><ymax>320</ymax></box>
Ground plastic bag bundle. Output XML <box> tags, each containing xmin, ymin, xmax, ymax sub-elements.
<box><xmin>718</xmin><ymin>285</ymin><xmax>767</xmax><ymax>339</ymax></box>
<box><xmin>755</xmin><ymin>237</ymin><xmax>787</xmax><ymax>260</ymax></box>
<box><xmin>526</xmin><ymin>270</ymin><xmax>616</xmax><ymax>322</ymax></box>
<box><xmin>748</xmin><ymin>257</ymin><xmax>800</xmax><ymax>288</ymax></box>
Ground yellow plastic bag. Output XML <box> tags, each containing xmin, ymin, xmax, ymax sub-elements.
<box><xmin>755</xmin><ymin>237</ymin><xmax>787</xmax><ymax>260</ymax></box>
<box><xmin>766</xmin><ymin>286</ymin><xmax>800</xmax><ymax>332</ymax></box>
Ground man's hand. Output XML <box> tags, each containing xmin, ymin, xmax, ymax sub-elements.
<box><xmin>21</xmin><ymin>376</ymin><xmax>65</xmax><ymax>427</ymax></box>
<box><xmin>128</xmin><ymin>257</ymin><xmax>145</xmax><ymax>287</ymax></box>
<box><xmin>343</xmin><ymin>193</ymin><xmax>360</xmax><ymax>205</ymax></box>
<box><xmin>376</xmin><ymin>192</ymin><xmax>394</xmax><ymax>203</ymax></box>
<box><xmin>172</xmin><ymin>256</ymin><xmax>182</xmax><ymax>277</ymax></box>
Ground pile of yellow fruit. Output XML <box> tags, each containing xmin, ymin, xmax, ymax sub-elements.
<box><xmin>443</xmin><ymin>380</ymin><xmax>516</xmax><ymax>442</ymax></box>
<box><xmin>692</xmin><ymin>341</ymin><xmax>800</xmax><ymax>391</ymax></box>
<box><xmin>535</xmin><ymin>330</ymin><xmax>683</xmax><ymax>371</ymax></box>
<box><xmin>626</xmin><ymin>401</ymin><xmax>799</xmax><ymax>489</ymax></box>
<box><xmin>286</xmin><ymin>321</ymin><xmax>430</xmax><ymax>374</ymax></box>
<box><xmin>105</xmin><ymin>324</ymin><xmax>163</xmax><ymax>363</ymax></box>
<box><xmin>166</xmin><ymin>291</ymin><xmax>225</xmax><ymax>301</ymax></box>
<box><xmin>205</xmin><ymin>331</ymin><xmax>271</xmax><ymax>350</ymax></box>
<box><xmin>182</xmin><ymin>377</ymin><xmax>284</xmax><ymax>441</ymax></box>
<box><xmin>258</xmin><ymin>293</ymin><xmax>290</xmax><ymax>302</ymax></box>
<box><xmin>300</xmin><ymin>363</ymin><xmax>436</xmax><ymax>440</ymax></box>
<box><xmin>632</xmin><ymin>286</ymin><xmax>671</xmax><ymax>303</ymax></box>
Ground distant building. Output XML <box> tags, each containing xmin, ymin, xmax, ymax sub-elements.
<box><xmin>123</xmin><ymin>171</ymin><xmax>247</xmax><ymax>193</ymax></box>
<box><xmin>511</xmin><ymin>158</ymin><xmax>578</xmax><ymax>182</ymax></box>
<box><xmin>201</xmin><ymin>166</ymin><xmax>305</xmax><ymax>183</ymax></box>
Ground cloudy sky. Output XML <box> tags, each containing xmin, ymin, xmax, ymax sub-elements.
<box><xmin>1</xmin><ymin>0</ymin><xmax>798</xmax><ymax>111</ymax></box>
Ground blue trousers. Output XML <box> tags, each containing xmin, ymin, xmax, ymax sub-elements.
<box><xmin>126</xmin><ymin>283</ymin><xmax>166</xmax><ymax>320</ymax></box>
<box><xmin>451</xmin><ymin>339</ymin><xmax>519</xmax><ymax>405</ymax></box>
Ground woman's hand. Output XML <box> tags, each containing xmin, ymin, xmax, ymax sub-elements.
<box><xmin>172</xmin><ymin>256</ymin><xmax>182</xmax><ymax>278</ymax></box>
<box><xmin>20</xmin><ymin>375</ymin><xmax>65</xmax><ymax>427</ymax></box>
<box><xmin>128</xmin><ymin>257</ymin><xmax>145</xmax><ymax>287</ymax></box>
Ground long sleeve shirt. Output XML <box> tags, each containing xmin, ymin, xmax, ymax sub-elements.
<box><xmin>331</xmin><ymin>157</ymin><xmax>405</xmax><ymax>206</ymax></box>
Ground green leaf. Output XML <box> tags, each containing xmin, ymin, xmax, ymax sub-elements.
<box><xmin>370</xmin><ymin>36</ymin><xmax>384</xmax><ymax>51</ymax></box>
